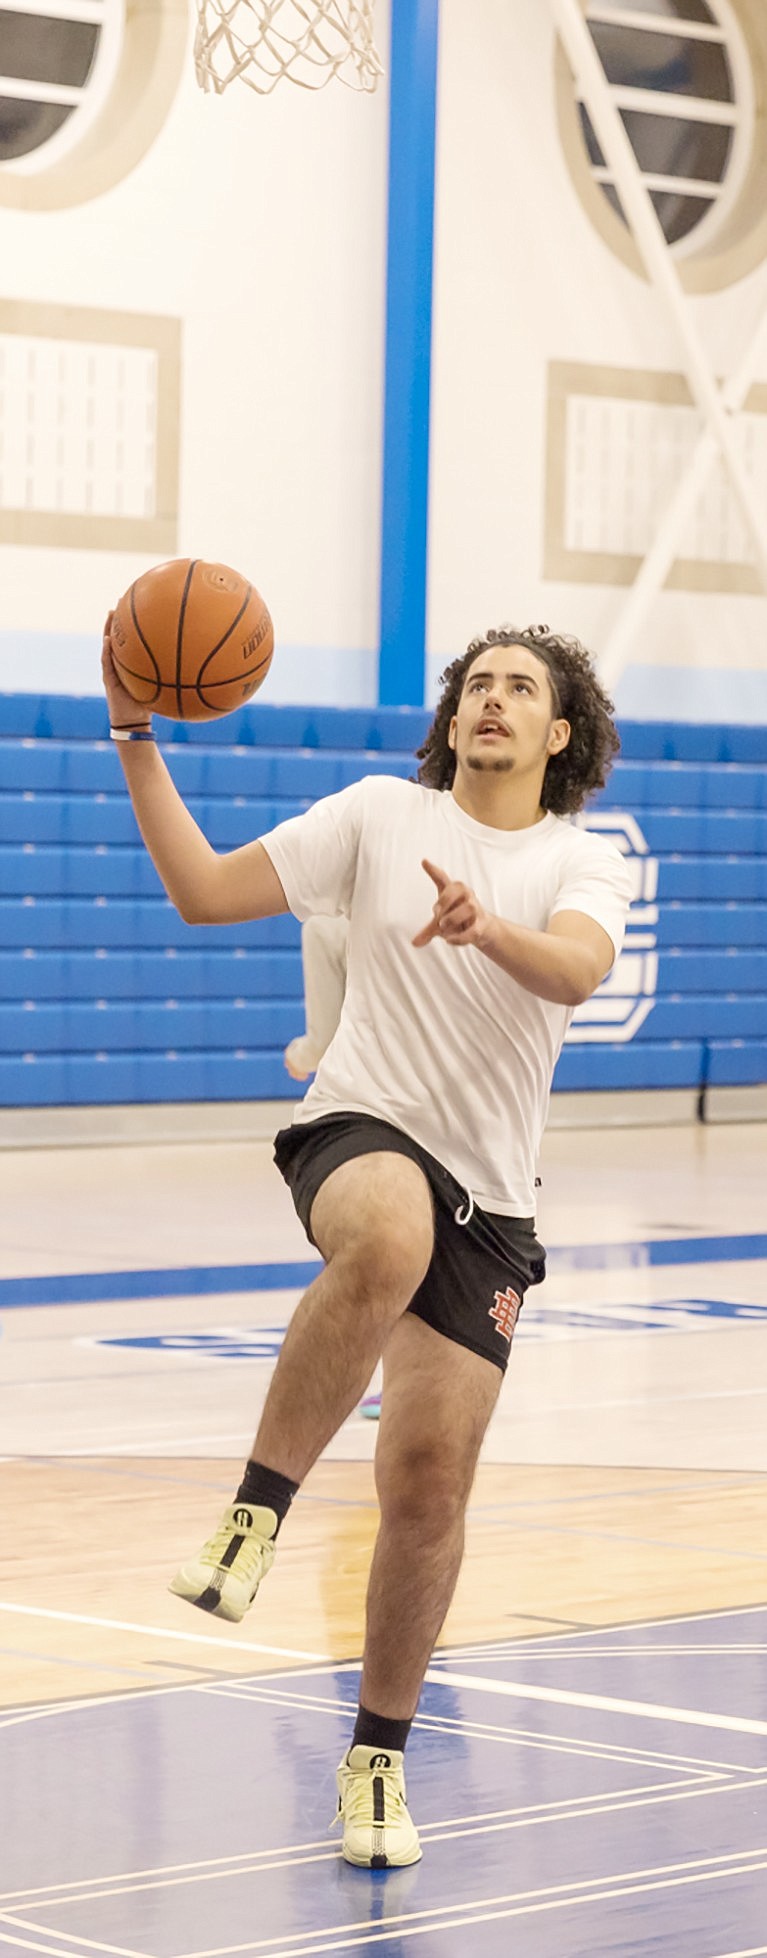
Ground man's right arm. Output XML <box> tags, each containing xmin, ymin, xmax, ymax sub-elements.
<box><xmin>103</xmin><ymin>623</ymin><xmax>289</xmax><ymax>927</ymax></box>
<box><xmin>115</xmin><ymin>740</ymin><xmax>288</xmax><ymax>924</ymax></box>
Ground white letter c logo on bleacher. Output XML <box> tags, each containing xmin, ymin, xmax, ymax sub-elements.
<box><xmin>569</xmin><ymin>813</ymin><xmax>658</xmax><ymax>1045</ymax></box>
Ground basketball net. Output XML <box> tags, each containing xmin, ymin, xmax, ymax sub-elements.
<box><xmin>194</xmin><ymin>0</ymin><xmax>383</xmax><ymax>94</ymax></box>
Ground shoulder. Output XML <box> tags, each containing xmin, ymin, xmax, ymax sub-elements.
<box><xmin>354</xmin><ymin>773</ymin><xmax>432</xmax><ymax>808</ymax></box>
<box><xmin>550</xmin><ymin>814</ymin><xmax>634</xmax><ymax>898</ymax></box>
<box><xmin>550</xmin><ymin>814</ymin><xmax>625</xmax><ymax>867</ymax></box>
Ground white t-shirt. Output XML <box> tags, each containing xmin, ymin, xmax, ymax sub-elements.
<box><xmin>262</xmin><ymin>776</ymin><xmax>632</xmax><ymax>1216</ymax></box>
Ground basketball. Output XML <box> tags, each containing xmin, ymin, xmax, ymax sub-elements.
<box><xmin>110</xmin><ymin>558</ymin><xmax>274</xmax><ymax>722</ymax></box>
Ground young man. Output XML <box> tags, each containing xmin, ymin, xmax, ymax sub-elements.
<box><xmin>102</xmin><ymin>619</ymin><xmax>632</xmax><ymax>1870</ymax></box>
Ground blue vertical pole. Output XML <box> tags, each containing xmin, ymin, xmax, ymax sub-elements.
<box><xmin>377</xmin><ymin>0</ymin><xmax>440</xmax><ymax>707</ymax></box>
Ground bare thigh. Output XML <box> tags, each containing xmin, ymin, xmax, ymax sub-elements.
<box><xmin>309</xmin><ymin>1151</ymin><xmax>435</xmax><ymax>1301</ymax></box>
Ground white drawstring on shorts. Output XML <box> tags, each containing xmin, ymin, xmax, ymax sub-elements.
<box><xmin>454</xmin><ymin>1188</ymin><xmax>475</xmax><ymax>1227</ymax></box>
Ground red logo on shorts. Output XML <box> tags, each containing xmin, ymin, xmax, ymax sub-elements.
<box><xmin>489</xmin><ymin>1286</ymin><xmax>521</xmax><ymax>1343</ymax></box>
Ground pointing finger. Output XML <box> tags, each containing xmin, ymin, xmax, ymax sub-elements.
<box><xmin>421</xmin><ymin>859</ymin><xmax>450</xmax><ymax>893</ymax></box>
<box><xmin>412</xmin><ymin>918</ymin><xmax>440</xmax><ymax>948</ymax></box>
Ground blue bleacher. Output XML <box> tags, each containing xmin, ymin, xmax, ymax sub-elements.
<box><xmin>0</xmin><ymin>692</ymin><xmax>765</xmax><ymax>1107</ymax></box>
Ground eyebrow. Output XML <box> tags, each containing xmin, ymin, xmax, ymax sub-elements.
<box><xmin>466</xmin><ymin>669</ymin><xmax>541</xmax><ymax>692</ymax></box>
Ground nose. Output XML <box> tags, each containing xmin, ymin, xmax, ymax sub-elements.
<box><xmin>482</xmin><ymin>683</ymin><xmax>505</xmax><ymax>712</ymax></box>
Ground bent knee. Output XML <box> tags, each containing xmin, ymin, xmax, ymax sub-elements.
<box><xmin>377</xmin><ymin>1444</ymin><xmax>475</xmax><ymax>1529</ymax></box>
<box><xmin>333</xmin><ymin>1227</ymin><xmax>432</xmax><ymax>1309</ymax></box>
<box><xmin>311</xmin><ymin>1152</ymin><xmax>434</xmax><ymax>1303</ymax></box>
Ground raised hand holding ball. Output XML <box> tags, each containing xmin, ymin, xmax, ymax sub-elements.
<box><xmin>109</xmin><ymin>558</ymin><xmax>274</xmax><ymax>723</ymax></box>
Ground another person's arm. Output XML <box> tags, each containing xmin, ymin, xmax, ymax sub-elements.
<box><xmin>284</xmin><ymin>915</ymin><xmax>349</xmax><ymax>1080</ymax></box>
<box><xmin>302</xmin><ymin>915</ymin><xmax>349</xmax><ymax>1055</ymax></box>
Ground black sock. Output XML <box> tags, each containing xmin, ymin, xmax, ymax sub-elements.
<box><xmin>235</xmin><ymin>1460</ymin><xmax>299</xmax><ymax>1536</ymax></box>
<box><xmin>352</xmin><ymin>1705</ymin><xmax>413</xmax><ymax>1757</ymax></box>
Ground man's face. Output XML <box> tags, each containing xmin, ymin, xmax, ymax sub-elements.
<box><xmin>448</xmin><ymin>646</ymin><xmax>570</xmax><ymax>779</ymax></box>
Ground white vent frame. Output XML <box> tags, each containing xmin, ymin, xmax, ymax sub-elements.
<box><xmin>0</xmin><ymin>299</ymin><xmax>181</xmax><ymax>553</ymax></box>
<box><xmin>578</xmin><ymin>0</ymin><xmax>754</xmax><ymax>260</ymax></box>
<box><xmin>0</xmin><ymin>0</ymin><xmax>124</xmax><ymax>176</ymax></box>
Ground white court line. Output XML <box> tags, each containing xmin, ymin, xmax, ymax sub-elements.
<box><xmin>0</xmin><ymin>1601</ymin><xmax>328</xmax><ymax>1664</ymax></box>
<box><xmin>220</xmin><ymin>1677</ymin><xmax>759</xmax><ymax>1775</ymax></box>
<box><xmin>0</xmin><ymin>1659</ymin><xmax>350</xmax><ymax>1738</ymax></box>
<box><xmin>0</xmin><ymin>1938</ymin><xmax>131</xmax><ymax>1958</ymax></box>
<box><xmin>178</xmin><ymin>1864</ymin><xmax>767</xmax><ymax>1958</ymax></box>
<box><xmin>197</xmin><ymin>1679</ymin><xmax>726</xmax><ymax>1773</ymax></box>
<box><xmin>438</xmin><ymin>1600</ymin><xmax>767</xmax><ymax>1653</ymax></box>
<box><xmin>436</xmin><ymin>1643</ymin><xmax>767</xmax><ymax>1661</ymax></box>
<box><xmin>165</xmin><ymin>1847</ymin><xmax>767</xmax><ymax>1957</ymax></box>
<box><xmin>425</xmin><ymin>1665</ymin><xmax>767</xmax><ymax>1736</ymax></box>
<box><xmin>0</xmin><ymin>1841</ymin><xmax>338</xmax><ymax>1909</ymax></box>
<box><xmin>1</xmin><ymin>1648</ymin><xmax>755</xmax><ymax>1776</ymax></box>
<box><xmin>0</xmin><ymin>1770</ymin><xmax>708</xmax><ymax>1910</ymax></box>
<box><xmin>0</xmin><ymin>1752</ymin><xmax>724</xmax><ymax>1906</ymax></box>
<box><xmin>15</xmin><ymin>1774</ymin><xmax>766</xmax><ymax>1918</ymax></box>
<box><xmin>0</xmin><ymin>1681</ymin><xmax>218</xmax><ymax>1735</ymax></box>
<box><xmin>0</xmin><ymin>1661</ymin><xmax>351</xmax><ymax>1737</ymax></box>
<box><xmin>0</xmin><ymin>1926</ymin><xmax>147</xmax><ymax>1958</ymax></box>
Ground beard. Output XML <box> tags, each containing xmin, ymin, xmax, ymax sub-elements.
<box><xmin>467</xmin><ymin>753</ymin><xmax>516</xmax><ymax>774</ymax></box>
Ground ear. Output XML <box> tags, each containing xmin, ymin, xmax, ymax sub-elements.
<box><xmin>448</xmin><ymin>715</ymin><xmax>457</xmax><ymax>752</ymax></box>
<box><xmin>547</xmin><ymin>717</ymin><xmax>570</xmax><ymax>757</ymax></box>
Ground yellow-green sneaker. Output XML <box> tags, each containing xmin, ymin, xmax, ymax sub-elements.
<box><xmin>168</xmin><ymin>1503</ymin><xmax>277</xmax><ymax>1622</ymax></box>
<box><xmin>335</xmin><ymin>1745</ymin><xmax>422</xmax><ymax>1868</ymax></box>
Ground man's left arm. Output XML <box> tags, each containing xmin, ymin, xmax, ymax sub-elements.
<box><xmin>413</xmin><ymin>860</ymin><xmax>617</xmax><ymax>1006</ymax></box>
<box><xmin>479</xmin><ymin>909</ymin><xmax>615</xmax><ymax>1006</ymax></box>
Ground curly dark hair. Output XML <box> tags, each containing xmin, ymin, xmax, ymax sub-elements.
<box><xmin>415</xmin><ymin>624</ymin><xmax>620</xmax><ymax>815</ymax></box>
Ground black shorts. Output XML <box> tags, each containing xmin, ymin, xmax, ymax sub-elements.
<box><xmin>273</xmin><ymin>1112</ymin><xmax>546</xmax><ymax>1374</ymax></box>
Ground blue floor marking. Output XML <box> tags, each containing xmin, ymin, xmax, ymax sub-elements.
<box><xmin>2</xmin><ymin>1232</ymin><xmax>767</xmax><ymax>1308</ymax></box>
<box><xmin>0</xmin><ymin>1259</ymin><xmax>323</xmax><ymax>1308</ymax></box>
<box><xmin>75</xmin><ymin>1299</ymin><xmax>767</xmax><ymax>1358</ymax></box>
<box><xmin>546</xmin><ymin>1233</ymin><xmax>767</xmax><ymax>1273</ymax></box>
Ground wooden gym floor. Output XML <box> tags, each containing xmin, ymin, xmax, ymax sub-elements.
<box><xmin>1</xmin><ymin>1120</ymin><xmax>765</xmax><ymax>1956</ymax></box>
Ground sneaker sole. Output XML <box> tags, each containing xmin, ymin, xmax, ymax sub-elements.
<box><xmin>342</xmin><ymin>1842</ymin><xmax>422</xmax><ymax>1869</ymax></box>
<box><xmin>168</xmin><ymin>1573</ymin><xmax>252</xmax><ymax>1623</ymax></box>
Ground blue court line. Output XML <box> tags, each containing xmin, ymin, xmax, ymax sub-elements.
<box><xmin>546</xmin><ymin>1234</ymin><xmax>767</xmax><ymax>1273</ymax></box>
<box><xmin>0</xmin><ymin>1260</ymin><xmax>322</xmax><ymax>1308</ymax></box>
<box><xmin>1</xmin><ymin>1233</ymin><xmax>766</xmax><ymax>1309</ymax></box>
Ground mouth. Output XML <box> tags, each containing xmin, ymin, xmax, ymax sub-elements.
<box><xmin>475</xmin><ymin>719</ymin><xmax>510</xmax><ymax>740</ymax></box>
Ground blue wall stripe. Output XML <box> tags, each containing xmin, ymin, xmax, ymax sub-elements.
<box><xmin>2</xmin><ymin>1234</ymin><xmax>766</xmax><ymax>1309</ymax></box>
<box><xmin>378</xmin><ymin>0</ymin><xmax>440</xmax><ymax>708</ymax></box>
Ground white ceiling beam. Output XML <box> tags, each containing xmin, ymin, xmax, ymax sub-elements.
<box><xmin>578</xmin><ymin>85</ymin><xmax>738</xmax><ymax>125</ymax></box>
<box><xmin>0</xmin><ymin>76</ymin><xmax>83</xmax><ymax>105</ymax></box>
<box><xmin>591</xmin><ymin>167</ymin><xmax>723</xmax><ymax>198</ymax></box>
<box><xmin>551</xmin><ymin>0</ymin><xmax>767</xmax><ymax>681</ymax></box>
<box><xmin>587</xmin><ymin>6</ymin><xmax>726</xmax><ymax>42</ymax></box>
<box><xmin>597</xmin><ymin>313</ymin><xmax>767</xmax><ymax>688</ymax></box>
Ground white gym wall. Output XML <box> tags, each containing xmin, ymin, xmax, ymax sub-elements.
<box><xmin>0</xmin><ymin>0</ymin><xmax>766</xmax><ymax>716</ymax></box>
<box><xmin>0</xmin><ymin>0</ymin><xmax>390</xmax><ymax>703</ymax></box>
<box><xmin>427</xmin><ymin>0</ymin><xmax>767</xmax><ymax>718</ymax></box>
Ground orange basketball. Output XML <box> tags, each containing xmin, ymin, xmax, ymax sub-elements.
<box><xmin>110</xmin><ymin>558</ymin><xmax>274</xmax><ymax>722</ymax></box>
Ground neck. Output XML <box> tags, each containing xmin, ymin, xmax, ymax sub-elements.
<box><xmin>450</xmin><ymin>769</ymin><xmax>548</xmax><ymax>832</ymax></box>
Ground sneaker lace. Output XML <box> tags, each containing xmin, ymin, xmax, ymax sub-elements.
<box><xmin>200</xmin><ymin>1522</ymin><xmax>266</xmax><ymax>1580</ymax></box>
<box><xmin>332</xmin><ymin>1765</ymin><xmax>407</xmax><ymax>1833</ymax></box>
